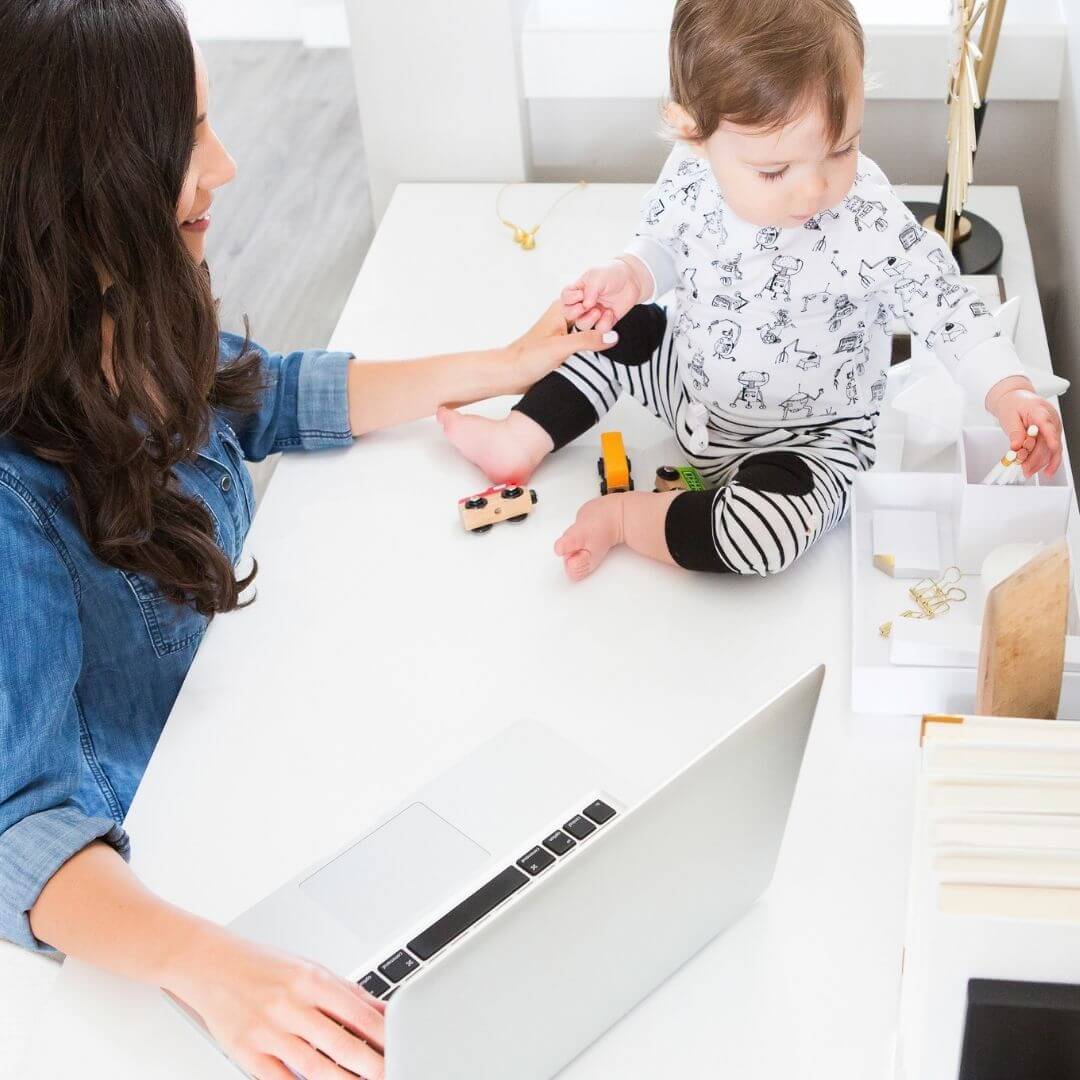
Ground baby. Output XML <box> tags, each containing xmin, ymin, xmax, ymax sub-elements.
<box><xmin>440</xmin><ymin>0</ymin><xmax>1061</xmax><ymax>580</ymax></box>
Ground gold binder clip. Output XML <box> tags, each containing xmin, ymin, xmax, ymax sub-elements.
<box><xmin>901</xmin><ymin>566</ymin><xmax>967</xmax><ymax>621</ymax></box>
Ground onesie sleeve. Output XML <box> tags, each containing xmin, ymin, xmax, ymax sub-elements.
<box><xmin>852</xmin><ymin>162</ymin><xmax>1027</xmax><ymax>408</ymax></box>
<box><xmin>623</xmin><ymin>146</ymin><xmax>706</xmax><ymax>302</ymax></box>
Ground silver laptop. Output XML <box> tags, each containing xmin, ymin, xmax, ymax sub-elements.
<box><xmin>226</xmin><ymin>665</ymin><xmax>825</xmax><ymax>1079</ymax></box>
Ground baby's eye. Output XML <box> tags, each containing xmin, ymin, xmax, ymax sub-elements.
<box><xmin>832</xmin><ymin>145</ymin><xmax>856</xmax><ymax>159</ymax></box>
<box><xmin>758</xmin><ymin>168</ymin><xmax>789</xmax><ymax>183</ymax></box>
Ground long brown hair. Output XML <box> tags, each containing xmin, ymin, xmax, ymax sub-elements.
<box><xmin>0</xmin><ymin>0</ymin><xmax>264</xmax><ymax>616</ymax></box>
<box><xmin>669</xmin><ymin>0</ymin><xmax>865</xmax><ymax>144</ymax></box>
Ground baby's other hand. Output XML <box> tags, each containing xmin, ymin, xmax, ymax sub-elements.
<box><xmin>554</xmin><ymin>495</ymin><xmax>625</xmax><ymax>581</ymax></box>
<box><xmin>988</xmin><ymin>385</ymin><xmax>1063</xmax><ymax>478</ymax></box>
<box><xmin>561</xmin><ymin>258</ymin><xmax>646</xmax><ymax>333</ymax></box>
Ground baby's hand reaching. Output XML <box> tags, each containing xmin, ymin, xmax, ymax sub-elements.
<box><xmin>561</xmin><ymin>257</ymin><xmax>649</xmax><ymax>333</ymax></box>
<box><xmin>987</xmin><ymin>381</ymin><xmax>1063</xmax><ymax>478</ymax></box>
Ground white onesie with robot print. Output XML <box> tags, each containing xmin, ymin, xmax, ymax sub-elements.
<box><xmin>624</xmin><ymin>147</ymin><xmax>1026</xmax><ymax>442</ymax></box>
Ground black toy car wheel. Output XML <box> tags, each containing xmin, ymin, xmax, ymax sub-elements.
<box><xmin>464</xmin><ymin>497</ymin><xmax>488</xmax><ymax>510</ymax></box>
<box><xmin>657</xmin><ymin>466</ymin><xmax>679</xmax><ymax>482</ymax></box>
<box><xmin>502</xmin><ymin>486</ymin><xmax>524</xmax><ymax>499</ymax></box>
<box><xmin>600</xmin><ymin>480</ymin><xmax>608</xmax><ymax>496</ymax></box>
<box><xmin>472</xmin><ymin>523</ymin><xmax>494</xmax><ymax>534</ymax></box>
<box><xmin>508</xmin><ymin>514</ymin><xmax>528</xmax><ymax>523</ymax></box>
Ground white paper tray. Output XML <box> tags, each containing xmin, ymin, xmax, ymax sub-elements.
<box><xmin>851</xmin><ymin>472</ymin><xmax>1080</xmax><ymax>718</ymax></box>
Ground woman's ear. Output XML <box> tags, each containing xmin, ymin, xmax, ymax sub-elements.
<box><xmin>664</xmin><ymin>102</ymin><xmax>703</xmax><ymax>146</ymax></box>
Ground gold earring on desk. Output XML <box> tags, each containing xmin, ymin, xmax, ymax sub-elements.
<box><xmin>496</xmin><ymin>181</ymin><xmax>587</xmax><ymax>251</ymax></box>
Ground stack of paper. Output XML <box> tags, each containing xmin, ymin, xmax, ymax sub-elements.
<box><xmin>894</xmin><ymin>714</ymin><xmax>1080</xmax><ymax>1080</ymax></box>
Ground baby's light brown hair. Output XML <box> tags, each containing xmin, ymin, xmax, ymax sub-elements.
<box><xmin>669</xmin><ymin>0</ymin><xmax>865</xmax><ymax>146</ymax></box>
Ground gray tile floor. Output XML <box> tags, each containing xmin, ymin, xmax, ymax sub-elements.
<box><xmin>201</xmin><ymin>42</ymin><xmax>372</xmax><ymax>354</ymax></box>
<box><xmin>200</xmin><ymin>42</ymin><xmax>371</xmax><ymax>500</ymax></box>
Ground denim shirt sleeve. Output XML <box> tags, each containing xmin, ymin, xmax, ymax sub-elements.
<box><xmin>0</xmin><ymin>476</ymin><xmax>130</xmax><ymax>954</ymax></box>
<box><xmin>218</xmin><ymin>333</ymin><xmax>354</xmax><ymax>463</ymax></box>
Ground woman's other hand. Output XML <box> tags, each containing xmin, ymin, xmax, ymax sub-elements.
<box><xmin>164</xmin><ymin>922</ymin><xmax>386</xmax><ymax>1080</ymax></box>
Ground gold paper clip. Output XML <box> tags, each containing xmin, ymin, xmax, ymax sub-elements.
<box><xmin>901</xmin><ymin>566</ymin><xmax>967</xmax><ymax>620</ymax></box>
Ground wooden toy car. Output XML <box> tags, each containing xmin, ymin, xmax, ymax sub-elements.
<box><xmin>458</xmin><ymin>484</ymin><xmax>538</xmax><ymax>533</ymax></box>
<box><xmin>654</xmin><ymin>465</ymin><xmax>705</xmax><ymax>493</ymax></box>
<box><xmin>597</xmin><ymin>431</ymin><xmax>633</xmax><ymax>495</ymax></box>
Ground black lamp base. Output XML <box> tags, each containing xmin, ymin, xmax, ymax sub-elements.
<box><xmin>904</xmin><ymin>201</ymin><xmax>1003</xmax><ymax>276</ymax></box>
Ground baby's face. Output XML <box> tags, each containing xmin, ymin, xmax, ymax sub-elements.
<box><xmin>691</xmin><ymin>72</ymin><xmax>865</xmax><ymax>229</ymax></box>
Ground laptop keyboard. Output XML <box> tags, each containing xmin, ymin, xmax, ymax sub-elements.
<box><xmin>355</xmin><ymin>798</ymin><xmax>617</xmax><ymax>1000</ymax></box>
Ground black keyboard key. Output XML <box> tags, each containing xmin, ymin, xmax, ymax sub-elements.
<box><xmin>378</xmin><ymin>949</ymin><xmax>420</xmax><ymax>983</ymax></box>
<box><xmin>543</xmin><ymin>829</ymin><xmax>576</xmax><ymax>856</ymax></box>
<box><xmin>407</xmin><ymin>866</ymin><xmax>529</xmax><ymax>961</ymax></box>
<box><xmin>357</xmin><ymin>971</ymin><xmax>390</xmax><ymax>998</ymax></box>
<box><xmin>583</xmin><ymin>799</ymin><xmax>617</xmax><ymax>825</ymax></box>
<box><xmin>516</xmin><ymin>845</ymin><xmax>556</xmax><ymax>876</ymax></box>
<box><xmin>564</xmin><ymin>814</ymin><xmax>597</xmax><ymax>841</ymax></box>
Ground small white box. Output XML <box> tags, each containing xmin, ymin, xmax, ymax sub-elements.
<box><xmin>956</xmin><ymin>427</ymin><xmax>1071</xmax><ymax>572</ymax></box>
<box><xmin>873</xmin><ymin>509</ymin><xmax>942</xmax><ymax>578</ymax></box>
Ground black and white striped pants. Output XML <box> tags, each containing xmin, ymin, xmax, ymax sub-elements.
<box><xmin>514</xmin><ymin>304</ymin><xmax>878</xmax><ymax>575</ymax></box>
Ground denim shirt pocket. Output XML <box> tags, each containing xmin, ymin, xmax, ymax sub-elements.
<box><xmin>120</xmin><ymin>569</ymin><xmax>209</xmax><ymax>657</ymax></box>
<box><xmin>119</xmin><ymin>490</ymin><xmax>219</xmax><ymax>657</ymax></box>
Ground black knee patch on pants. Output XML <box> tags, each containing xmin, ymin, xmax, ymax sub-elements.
<box><xmin>601</xmin><ymin>303</ymin><xmax>667</xmax><ymax>367</ymax></box>
<box><xmin>734</xmin><ymin>452</ymin><xmax>815</xmax><ymax>497</ymax></box>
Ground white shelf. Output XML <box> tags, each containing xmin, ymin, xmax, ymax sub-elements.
<box><xmin>522</xmin><ymin>0</ymin><xmax>1065</xmax><ymax>102</ymax></box>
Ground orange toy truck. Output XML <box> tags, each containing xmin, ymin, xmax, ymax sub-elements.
<box><xmin>597</xmin><ymin>431</ymin><xmax>633</xmax><ymax>495</ymax></box>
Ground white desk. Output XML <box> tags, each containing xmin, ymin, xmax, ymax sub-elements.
<box><xmin>26</xmin><ymin>184</ymin><xmax>1055</xmax><ymax>1079</ymax></box>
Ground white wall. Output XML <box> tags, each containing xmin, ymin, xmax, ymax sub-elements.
<box><xmin>180</xmin><ymin>0</ymin><xmax>348</xmax><ymax>45</ymax></box>
<box><xmin>1049</xmin><ymin>0</ymin><xmax>1080</xmax><ymax>469</ymax></box>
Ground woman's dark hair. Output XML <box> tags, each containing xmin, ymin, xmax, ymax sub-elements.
<box><xmin>0</xmin><ymin>0</ymin><xmax>264</xmax><ymax>616</ymax></box>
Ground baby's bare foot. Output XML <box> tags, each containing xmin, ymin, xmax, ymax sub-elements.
<box><xmin>437</xmin><ymin>407</ymin><xmax>554</xmax><ymax>484</ymax></box>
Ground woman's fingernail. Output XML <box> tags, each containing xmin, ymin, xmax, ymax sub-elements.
<box><xmin>602</xmin><ymin>331</ymin><xmax>619</xmax><ymax>344</ymax></box>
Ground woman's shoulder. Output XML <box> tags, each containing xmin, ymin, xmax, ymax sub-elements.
<box><xmin>0</xmin><ymin>436</ymin><xmax>70</xmax><ymax>530</ymax></box>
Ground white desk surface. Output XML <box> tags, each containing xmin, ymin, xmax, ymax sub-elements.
<box><xmin>26</xmin><ymin>184</ymin><xmax>1055</xmax><ymax>1079</ymax></box>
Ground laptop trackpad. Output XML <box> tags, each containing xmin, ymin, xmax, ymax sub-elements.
<box><xmin>298</xmin><ymin>802</ymin><xmax>490</xmax><ymax>958</ymax></box>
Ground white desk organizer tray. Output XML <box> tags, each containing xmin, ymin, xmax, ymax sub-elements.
<box><xmin>851</xmin><ymin>468</ymin><xmax>1080</xmax><ymax>718</ymax></box>
<box><xmin>956</xmin><ymin>427</ymin><xmax>1072</xmax><ymax>572</ymax></box>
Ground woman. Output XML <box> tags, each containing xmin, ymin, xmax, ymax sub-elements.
<box><xmin>0</xmin><ymin>2</ymin><xmax>616</xmax><ymax>1077</ymax></box>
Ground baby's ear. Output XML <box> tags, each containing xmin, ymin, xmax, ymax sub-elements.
<box><xmin>664</xmin><ymin>102</ymin><xmax>703</xmax><ymax>146</ymax></box>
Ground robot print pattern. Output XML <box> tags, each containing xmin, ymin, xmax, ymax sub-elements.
<box><xmin>617</xmin><ymin>146</ymin><xmax>1011</xmax><ymax>424</ymax></box>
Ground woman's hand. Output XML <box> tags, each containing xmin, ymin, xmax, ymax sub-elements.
<box><xmin>504</xmin><ymin>300</ymin><xmax>618</xmax><ymax>392</ymax></box>
<box><xmin>986</xmin><ymin>378</ymin><xmax>1063</xmax><ymax>479</ymax></box>
<box><xmin>561</xmin><ymin>256</ymin><xmax>649</xmax><ymax>333</ymax></box>
<box><xmin>163</xmin><ymin>922</ymin><xmax>385</xmax><ymax>1080</ymax></box>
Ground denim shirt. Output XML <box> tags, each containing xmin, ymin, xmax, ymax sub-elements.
<box><xmin>0</xmin><ymin>333</ymin><xmax>353</xmax><ymax>953</ymax></box>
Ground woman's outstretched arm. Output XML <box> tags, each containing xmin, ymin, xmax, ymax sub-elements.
<box><xmin>346</xmin><ymin>302</ymin><xmax>617</xmax><ymax>436</ymax></box>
